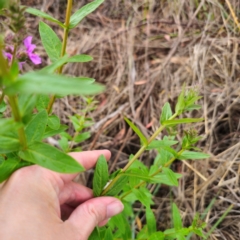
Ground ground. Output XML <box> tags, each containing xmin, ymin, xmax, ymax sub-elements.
<box><xmin>21</xmin><ymin>0</ymin><xmax>240</xmax><ymax>239</ymax></box>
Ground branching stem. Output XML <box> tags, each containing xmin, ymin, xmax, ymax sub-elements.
<box><xmin>101</xmin><ymin>113</ymin><xmax>178</xmax><ymax>196</ymax></box>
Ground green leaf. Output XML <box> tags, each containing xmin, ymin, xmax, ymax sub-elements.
<box><xmin>48</xmin><ymin>115</ymin><xmax>60</xmax><ymax>130</ymax></box>
<box><xmin>154</xmin><ymin>149</ymin><xmax>173</xmax><ymax>166</ymax></box>
<box><xmin>40</xmin><ymin>55</ymin><xmax>69</xmax><ymax>73</ymax></box>
<box><xmin>0</xmin><ymin>158</ymin><xmax>31</xmax><ymax>183</ymax></box>
<box><xmin>74</xmin><ymin>132</ymin><xmax>91</xmax><ymax>143</ymax></box>
<box><xmin>58</xmin><ymin>136</ymin><xmax>69</xmax><ymax>153</ymax></box>
<box><xmin>160</xmin><ymin>102</ymin><xmax>172</xmax><ymax>124</ymax></box>
<box><xmin>151</xmin><ymin>172</ymin><xmax>182</xmax><ymax>186</ymax></box>
<box><xmin>5</xmin><ymin>72</ymin><xmax>104</xmax><ymax>96</ymax></box>
<box><xmin>39</xmin><ymin>21</ymin><xmax>62</xmax><ymax>62</ymax></box>
<box><xmin>185</xmin><ymin>104</ymin><xmax>201</xmax><ymax>111</ymax></box>
<box><xmin>43</xmin><ymin>125</ymin><xmax>68</xmax><ymax>138</ymax></box>
<box><xmin>147</xmin><ymin>139</ymin><xmax>178</xmax><ymax>150</ymax></box>
<box><xmin>132</xmin><ymin>187</ymin><xmax>153</xmax><ymax>207</ymax></box>
<box><xmin>106</xmin><ymin>175</ymin><xmax>128</xmax><ymax>196</ymax></box>
<box><xmin>179</xmin><ymin>151</ymin><xmax>210</xmax><ymax>160</ymax></box>
<box><xmin>0</xmin><ymin>100</ymin><xmax>6</xmax><ymax>112</ymax></box>
<box><xmin>146</xmin><ymin>207</ymin><xmax>156</xmax><ymax>235</ymax></box>
<box><xmin>19</xmin><ymin>142</ymin><xmax>85</xmax><ymax>173</ymax></box>
<box><xmin>104</xmin><ymin>228</ymin><xmax>114</xmax><ymax>240</ymax></box>
<box><xmin>162</xmin><ymin>118</ymin><xmax>204</xmax><ymax>126</ymax></box>
<box><xmin>172</xmin><ymin>203</ymin><xmax>183</xmax><ymax>230</ymax></box>
<box><xmin>175</xmin><ymin>87</ymin><xmax>185</xmax><ymax>114</ymax></box>
<box><xmin>149</xmin><ymin>232</ymin><xmax>165</xmax><ymax>240</ymax></box>
<box><xmin>18</xmin><ymin>94</ymin><xmax>37</xmax><ymax>117</ymax></box>
<box><xmin>25</xmin><ymin>110</ymin><xmax>48</xmax><ymax>144</ymax></box>
<box><xmin>69</xmin><ymin>0</ymin><xmax>104</xmax><ymax>29</ymax></box>
<box><xmin>36</xmin><ymin>95</ymin><xmax>50</xmax><ymax>112</ymax></box>
<box><xmin>26</xmin><ymin>8</ymin><xmax>64</xmax><ymax>27</ymax></box>
<box><xmin>124</xmin><ymin>117</ymin><xmax>148</xmax><ymax>146</ymax></box>
<box><xmin>67</xmin><ymin>54</ymin><xmax>93</xmax><ymax>63</ymax></box>
<box><xmin>176</xmin><ymin>233</ymin><xmax>185</xmax><ymax>240</ymax></box>
<box><xmin>93</xmin><ymin>155</ymin><xmax>109</xmax><ymax>196</ymax></box>
<box><xmin>0</xmin><ymin>119</ymin><xmax>21</xmax><ymax>134</ymax></box>
<box><xmin>89</xmin><ymin>228</ymin><xmax>100</xmax><ymax>240</ymax></box>
<box><xmin>162</xmin><ymin>167</ymin><xmax>179</xmax><ymax>186</ymax></box>
<box><xmin>0</xmin><ymin>135</ymin><xmax>20</xmax><ymax>153</ymax></box>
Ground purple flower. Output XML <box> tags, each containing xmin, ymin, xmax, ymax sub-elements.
<box><xmin>23</xmin><ymin>36</ymin><xmax>41</xmax><ymax>65</ymax></box>
<box><xmin>4</xmin><ymin>52</ymin><xmax>12</xmax><ymax>61</ymax></box>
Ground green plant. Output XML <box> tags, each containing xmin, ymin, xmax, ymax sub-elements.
<box><xmin>0</xmin><ymin>0</ymin><xmax>209</xmax><ymax>239</ymax></box>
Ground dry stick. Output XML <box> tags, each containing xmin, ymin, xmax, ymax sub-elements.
<box><xmin>110</xmin><ymin>2</ymin><xmax>203</xmax><ymax>171</ymax></box>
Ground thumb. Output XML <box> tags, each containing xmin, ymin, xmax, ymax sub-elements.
<box><xmin>67</xmin><ymin>197</ymin><xmax>124</xmax><ymax>238</ymax></box>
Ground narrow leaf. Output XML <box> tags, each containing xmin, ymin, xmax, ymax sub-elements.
<box><xmin>48</xmin><ymin>115</ymin><xmax>60</xmax><ymax>130</ymax></box>
<box><xmin>151</xmin><ymin>172</ymin><xmax>182</xmax><ymax>186</ymax></box>
<box><xmin>175</xmin><ymin>86</ymin><xmax>185</xmax><ymax>114</ymax></box>
<box><xmin>74</xmin><ymin>132</ymin><xmax>91</xmax><ymax>143</ymax></box>
<box><xmin>146</xmin><ymin>207</ymin><xmax>157</xmax><ymax>235</ymax></box>
<box><xmin>179</xmin><ymin>151</ymin><xmax>210</xmax><ymax>160</ymax></box>
<box><xmin>26</xmin><ymin>8</ymin><xmax>63</xmax><ymax>27</ymax></box>
<box><xmin>19</xmin><ymin>142</ymin><xmax>85</xmax><ymax>173</ymax></box>
<box><xmin>67</xmin><ymin>54</ymin><xmax>93</xmax><ymax>63</ymax></box>
<box><xmin>132</xmin><ymin>187</ymin><xmax>153</xmax><ymax>207</ymax></box>
<box><xmin>69</xmin><ymin>0</ymin><xmax>104</xmax><ymax>29</ymax></box>
<box><xmin>124</xmin><ymin>117</ymin><xmax>148</xmax><ymax>145</ymax></box>
<box><xmin>163</xmin><ymin>118</ymin><xmax>204</xmax><ymax>126</ymax></box>
<box><xmin>25</xmin><ymin>110</ymin><xmax>48</xmax><ymax>144</ymax></box>
<box><xmin>172</xmin><ymin>203</ymin><xmax>183</xmax><ymax>230</ymax></box>
<box><xmin>162</xmin><ymin>167</ymin><xmax>179</xmax><ymax>186</ymax></box>
<box><xmin>106</xmin><ymin>175</ymin><xmax>128</xmax><ymax>196</ymax></box>
<box><xmin>147</xmin><ymin>139</ymin><xmax>178</xmax><ymax>150</ymax></box>
<box><xmin>6</xmin><ymin>72</ymin><xmax>104</xmax><ymax>96</ymax></box>
<box><xmin>160</xmin><ymin>102</ymin><xmax>172</xmax><ymax>124</ymax></box>
<box><xmin>93</xmin><ymin>155</ymin><xmax>109</xmax><ymax>196</ymax></box>
<box><xmin>39</xmin><ymin>21</ymin><xmax>62</xmax><ymax>62</ymax></box>
<box><xmin>43</xmin><ymin>125</ymin><xmax>68</xmax><ymax>138</ymax></box>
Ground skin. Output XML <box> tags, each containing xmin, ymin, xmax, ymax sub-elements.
<box><xmin>0</xmin><ymin>150</ymin><xmax>124</xmax><ymax>240</ymax></box>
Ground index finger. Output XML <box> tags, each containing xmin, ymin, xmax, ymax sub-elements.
<box><xmin>59</xmin><ymin>150</ymin><xmax>111</xmax><ymax>183</ymax></box>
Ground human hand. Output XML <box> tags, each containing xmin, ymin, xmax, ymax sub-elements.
<box><xmin>0</xmin><ymin>150</ymin><xmax>123</xmax><ymax>240</ymax></box>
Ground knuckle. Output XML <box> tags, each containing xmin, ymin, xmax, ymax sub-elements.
<box><xmin>83</xmin><ymin>202</ymin><xmax>105</xmax><ymax>224</ymax></box>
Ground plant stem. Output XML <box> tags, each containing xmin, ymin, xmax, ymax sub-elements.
<box><xmin>101</xmin><ymin>113</ymin><xmax>178</xmax><ymax>196</ymax></box>
<box><xmin>8</xmin><ymin>96</ymin><xmax>27</xmax><ymax>150</ymax></box>
<box><xmin>120</xmin><ymin>149</ymin><xmax>184</xmax><ymax>200</ymax></box>
<box><xmin>47</xmin><ymin>0</ymin><xmax>73</xmax><ymax>114</ymax></box>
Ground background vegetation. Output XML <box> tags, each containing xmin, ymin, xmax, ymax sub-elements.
<box><xmin>20</xmin><ymin>0</ymin><xmax>240</xmax><ymax>239</ymax></box>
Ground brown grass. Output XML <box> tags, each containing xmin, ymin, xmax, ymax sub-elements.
<box><xmin>22</xmin><ymin>0</ymin><xmax>240</xmax><ymax>239</ymax></box>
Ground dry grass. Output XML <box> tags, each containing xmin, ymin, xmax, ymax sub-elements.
<box><xmin>22</xmin><ymin>0</ymin><xmax>240</xmax><ymax>239</ymax></box>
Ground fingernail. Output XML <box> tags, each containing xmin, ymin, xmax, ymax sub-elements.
<box><xmin>107</xmin><ymin>201</ymin><xmax>124</xmax><ymax>218</ymax></box>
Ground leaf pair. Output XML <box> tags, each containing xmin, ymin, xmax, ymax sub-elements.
<box><xmin>26</xmin><ymin>0</ymin><xmax>104</xmax><ymax>29</ymax></box>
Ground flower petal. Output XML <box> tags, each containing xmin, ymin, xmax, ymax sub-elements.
<box><xmin>3</xmin><ymin>52</ymin><xmax>12</xmax><ymax>61</ymax></box>
<box><xmin>23</xmin><ymin>36</ymin><xmax>33</xmax><ymax>49</ymax></box>
<box><xmin>29</xmin><ymin>53</ymin><xmax>41</xmax><ymax>65</ymax></box>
